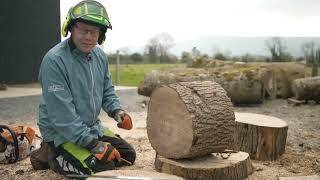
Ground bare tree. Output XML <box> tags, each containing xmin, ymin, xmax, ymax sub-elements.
<box><xmin>191</xmin><ymin>47</ymin><xmax>201</xmax><ymax>60</ymax></box>
<box><xmin>302</xmin><ymin>41</ymin><xmax>319</xmax><ymax>76</ymax></box>
<box><xmin>145</xmin><ymin>38</ymin><xmax>159</xmax><ymax>63</ymax></box>
<box><xmin>145</xmin><ymin>32</ymin><xmax>175</xmax><ymax>63</ymax></box>
<box><xmin>265</xmin><ymin>37</ymin><xmax>290</xmax><ymax>62</ymax></box>
<box><xmin>181</xmin><ymin>51</ymin><xmax>192</xmax><ymax>64</ymax></box>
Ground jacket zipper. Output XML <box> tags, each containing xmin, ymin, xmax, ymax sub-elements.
<box><xmin>89</xmin><ymin>61</ymin><xmax>96</xmax><ymax>122</ymax></box>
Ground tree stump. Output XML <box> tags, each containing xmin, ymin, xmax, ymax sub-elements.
<box><xmin>234</xmin><ymin>112</ymin><xmax>288</xmax><ymax>161</ymax></box>
<box><xmin>147</xmin><ymin>81</ymin><xmax>235</xmax><ymax>159</ymax></box>
<box><xmin>88</xmin><ymin>170</ymin><xmax>183</xmax><ymax>180</ymax></box>
<box><xmin>292</xmin><ymin>76</ymin><xmax>320</xmax><ymax>103</ymax></box>
<box><xmin>155</xmin><ymin>151</ymin><xmax>253</xmax><ymax>180</ymax></box>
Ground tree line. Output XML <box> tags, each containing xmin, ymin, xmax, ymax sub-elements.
<box><xmin>107</xmin><ymin>33</ymin><xmax>320</xmax><ymax>72</ymax></box>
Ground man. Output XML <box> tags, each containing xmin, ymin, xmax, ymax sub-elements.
<box><xmin>33</xmin><ymin>0</ymin><xmax>136</xmax><ymax>175</ymax></box>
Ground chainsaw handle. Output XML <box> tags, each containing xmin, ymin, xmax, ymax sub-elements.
<box><xmin>0</xmin><ymin>125</ymin><xmax>19</xmax><ymax>163</ymax></box>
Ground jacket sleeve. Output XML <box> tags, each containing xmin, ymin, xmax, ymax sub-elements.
<box><xmin>101</xmin><ymin>53</ymin><xmax>122</xmax><ymax>118</ymax></box>
<box><xmin>39</xmin><ymin>55</ymin><xmax>95</xmax><ymax>148</ymax></box>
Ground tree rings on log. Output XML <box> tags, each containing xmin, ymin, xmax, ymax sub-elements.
<box><xmin>147</xmin><ymin>81</ymin><xmax>235</xmax><ymax>159</ymax></box>
<box><xmin>88</xmin><ymin>170</ymin><xmax>183</xmax><ymax>180</ymax></box>
<box><xmin>155</xmin><ymin>151</ymin><xmax>253</xmax><ymax>180</ymax></box>
<box><xmin>234</xmin><ymin>112</ymin><xmax>288</xmax><ymax>161</ymax></box>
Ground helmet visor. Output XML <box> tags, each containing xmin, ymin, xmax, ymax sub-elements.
<box><xmin>71</xmin><ymin>0</ymin><xmax>112</xmax><ymax>29</ymax></box>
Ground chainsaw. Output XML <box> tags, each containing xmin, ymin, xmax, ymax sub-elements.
<box><xmin>0</xmin><ymin>125</ymin><xmax>35</xmax><ymax>163</ymax></box>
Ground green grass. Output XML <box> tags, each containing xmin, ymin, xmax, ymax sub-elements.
<box><xmin>109</xmin><ymin>64</ymin><xmax>186</xmax><ymax>86</ymax></box>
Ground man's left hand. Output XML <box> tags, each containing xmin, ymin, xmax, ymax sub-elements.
<box><xmin>114</xmin><ymin>110</ymin><xmax>133</xmax><ymax>130</ymax></box>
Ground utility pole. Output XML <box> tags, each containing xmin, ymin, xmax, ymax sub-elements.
<box><xmin>116</xmin><ymin>50</ymin><xmax>120</xmax><ymax>85</ymax></box>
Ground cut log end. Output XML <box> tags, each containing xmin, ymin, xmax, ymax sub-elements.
<box><xmin>147</xmin><ymin>86</ymin><xmax>194</xmax><ymax>158</ymax></box>
<box><xmin>235</xmin><ymin>112</ymin><xmax>288</xmax><ymax>161</ymax></box>
<box><xmin>155</xmin><ymin>151</ymin><xmax>253</xmax><ymax>180</ymax></box>
<box><xmin>235</xmin><ymin>112</ymin><xmax>288</xmax><ymax>128</ymax></box>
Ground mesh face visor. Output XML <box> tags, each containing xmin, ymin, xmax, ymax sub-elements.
<box><xmin>71</xmin><ymin>0</ymin><xmax>112</xmax><ymax>30</ymax></box>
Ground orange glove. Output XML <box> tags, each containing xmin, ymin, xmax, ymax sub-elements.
<box><xmin>114</xmin><ymin>110</ymin><xmax>133</xmax><ymax>130</ymax></box>
<box><xmin>90</xmin><ymin>141</ymin><xmax>121</xmax><ymax>161</ymax></box>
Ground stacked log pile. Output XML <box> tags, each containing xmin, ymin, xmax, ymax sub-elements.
<box><xmin>138</xmin><ymin>62</ymin><xmax>304</xmax><ymax>104</ymax></box>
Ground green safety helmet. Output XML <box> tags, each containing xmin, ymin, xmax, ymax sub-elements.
<box><xmin>61</xmin><ymin>0</ymin><xmax>112</xmax><ymax>44</ymax></box>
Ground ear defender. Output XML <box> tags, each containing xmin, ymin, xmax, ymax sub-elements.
<box><xmin>61</xmin><ymin>9</ymin><xmax>72</xmax><ymax>37</ymax></box>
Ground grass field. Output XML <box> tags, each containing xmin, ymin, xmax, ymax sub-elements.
<box><xmin>109</xmin><ymin>63</ymin><xmax>186</xmax><ymax>86</ymax></box>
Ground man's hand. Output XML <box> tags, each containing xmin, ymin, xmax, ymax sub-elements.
<box><xmin>90</xmin><ymin>141</ymin><xmax>121</xmax><ymax>161</ymax></box>
<box><xmin>114</xmin><ymin>110</ymin><xmax>133</xmax><ymax>130</ymax></box>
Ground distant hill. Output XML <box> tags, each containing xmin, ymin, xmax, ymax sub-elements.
<box><xmin>171</xmin><ymin>36</ymin><xmax>320</xmax><ymax>57</ymax></box>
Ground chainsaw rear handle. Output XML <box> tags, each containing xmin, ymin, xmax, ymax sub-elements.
<box><xmin>0</xmin><ymin>125</ymin><xmax>19</xmax><ymax>163</ymax></box>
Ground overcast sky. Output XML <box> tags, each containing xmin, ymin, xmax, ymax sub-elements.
<box><xmin>61</xmin><ymin>0</ymin><xmax>320</xmax><ymax>53</ymax></box>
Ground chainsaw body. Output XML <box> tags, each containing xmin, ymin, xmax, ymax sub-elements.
<box><xmin>0</xmin><ymin>125</ymin><xmax>35</xmax><ymax>163</ymax></box>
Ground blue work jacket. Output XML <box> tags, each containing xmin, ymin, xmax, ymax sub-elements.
<box><xmin>38</xmin><ymin>38</ymin><xmax>121</xmax><ymax>147</ymax></box>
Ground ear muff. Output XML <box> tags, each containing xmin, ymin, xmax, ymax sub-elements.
<box><xmin>61</xmin><ymin>9</ymin><xmax>72</xmax><ymax>37</ymax></box>
<box><xmin>98</xmin><ymin>30</ymin><xmax>106</xmax><ymax>45</ymax></box>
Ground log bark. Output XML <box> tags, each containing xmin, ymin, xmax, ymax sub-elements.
<box><xmin>292</xmin><ymin>76</ymin><xmax>320</xmax><ymax>103</ymax></box>
<box><xmin>155</xmin><ymin>152</ymin><xmax>253</xmax><ymax>180</ymax></box>
<box><xmin>147</xmin><ymin>81</ymin><xmax>235</xmax><ymax>159</ymax></box>
<box><xmin>88</xmin><ymin>170</ymin><xmax>183</xmax><ymax>180</ymax></box>
<box><xmin>234</xmin><ymin>112</ymin><xmax>288</xmax><ymax>161</ymax></box>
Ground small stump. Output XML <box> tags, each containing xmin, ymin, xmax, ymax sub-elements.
<box><xmin>155</xmin><ymin>151</ymin><xmax>253</xmax><ymax>180</ymax></box>
<box><xmin>235</xmin><ymin>112</ymin><xmax>288</xmax><ymax>161</ymax></box>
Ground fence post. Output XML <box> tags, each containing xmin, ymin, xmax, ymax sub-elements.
<box><xmin>116</xmin><ymin>50</ymin><xmax>120</xmax><ymax>85</ymax></box>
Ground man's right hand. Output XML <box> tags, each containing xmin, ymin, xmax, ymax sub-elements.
<box><xmin>90</xmin><ymin>141</ymin><xmax>121</xmax><ymax>161</ymax></box>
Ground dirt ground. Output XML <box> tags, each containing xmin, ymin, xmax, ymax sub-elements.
<box><xmin>0</xmin><ymin>88</ymin><xmax>319</xmax><ymax>180</ymax></box>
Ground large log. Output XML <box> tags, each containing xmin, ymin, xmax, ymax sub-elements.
<box><xmin>292</xmin><ymin>76</ymin><xmax>320</xmax><ymax>103</ymax></box>
<box><xmin>155</xmin><ymin>152</ymin><xmax>253</xmax><ymax>180</ymax></box>
<box><xmin>213</xmin><ymin>66</ymin><xmax>273</xmax><ymax>104</ymax></box>
<box><xmin>138</xmin><ymin>69</ymin><xmax>210</xmax><ymax>97</ymax></box>
<box><xmin>234</xmin><ymin>112</ymin><xmax>288</xmax><ymax>161</ymax></box>
<box><xmin>259</xmin><ymin>62</ymin><xmax>305</xmax><ymax>98</ymax></box>
<box><xmin>147</xmin><ymin>81</ymin><xmax>235</xmax><ymax>159</ymax></box>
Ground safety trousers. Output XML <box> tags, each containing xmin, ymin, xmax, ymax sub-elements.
<box><xmin>48</xmin><ymin>128</ymin><xmax>136</xmax><ymax>175</ymax></box>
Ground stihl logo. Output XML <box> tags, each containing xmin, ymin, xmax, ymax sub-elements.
<box><xmin>48</xmin><ymin>84</ymin><xmax>64</xmax><ymax>92</ymax></box>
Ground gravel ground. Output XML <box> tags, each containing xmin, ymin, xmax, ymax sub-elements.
<box><xmin>0</xmin><ymin>88</ymin><xmax>319</xmax><ymax>179</ymax></box>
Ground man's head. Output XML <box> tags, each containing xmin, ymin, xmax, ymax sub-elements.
<box><xmin>62</xmin><ymin>0</ymin><xmax>112</xmax><ymax>53</ymax></box>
